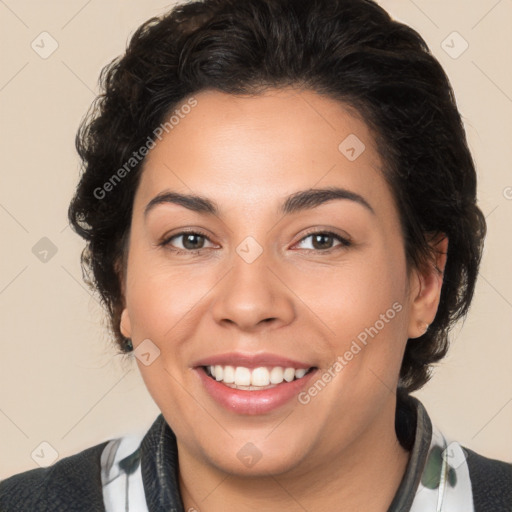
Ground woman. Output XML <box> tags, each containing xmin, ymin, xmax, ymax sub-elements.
<box><xmin>1</xmin><ymin>0</ymin><xmax>510</xmax><ymax>510</ymax></box>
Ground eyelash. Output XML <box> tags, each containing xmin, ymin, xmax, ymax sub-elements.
<box><xmin>159</xmin><ymin>229</ymin><xmax>352</xmax><ymax>256</ymax></box>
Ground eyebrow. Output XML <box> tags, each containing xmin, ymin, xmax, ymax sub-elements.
<box><xmin>143</xmin><ymin>186</ymin><xmax>375</xmax><ymax>218</ymax></box>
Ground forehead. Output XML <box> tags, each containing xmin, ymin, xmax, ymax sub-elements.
<box><xmin>134</xmin><ymin>87</ymin><xmax>394</xmax><ymax>218</ymax></box>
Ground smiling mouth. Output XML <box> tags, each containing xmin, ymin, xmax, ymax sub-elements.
<box><xmin>202</xmin><ymin>365</ymin><xmax>317</xmax><ymax>390</ymax></box>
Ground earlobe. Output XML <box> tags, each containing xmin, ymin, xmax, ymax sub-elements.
<box><xmin>407</xmin><ymin>234</ymin><xmax>448</xmax><ymax>339</ymax></box>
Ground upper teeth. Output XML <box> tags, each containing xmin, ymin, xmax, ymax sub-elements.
<box><xmin>208</xmin><ymin>365</ymin><xmax>309</xmax><ymax>387</ymax></box>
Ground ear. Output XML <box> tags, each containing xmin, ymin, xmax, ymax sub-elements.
<box><xmin>115</xmin><ymin>257</ymin><xmax>132</xmax><ymax>339</ymax></box>
<box><xmin>407</xmin><ymin>233</ymin><xmax>448</xmax><ymax>339</ymax></box>
<box><xmin>120</xmin><ymin>308</ymin><xmax>132</xmax><ymax>338</ymax></box>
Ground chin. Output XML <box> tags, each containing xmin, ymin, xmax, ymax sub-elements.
<box><xmin>205</xmin><ymin>444</ymin><xmax>308</xmax><ymax>478</ymax></box>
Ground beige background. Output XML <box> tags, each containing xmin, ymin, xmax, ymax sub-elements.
<box><xmin>0</xmin><ymin>0</ymin><xmax>511</xmax><ymax>479</ymax></box>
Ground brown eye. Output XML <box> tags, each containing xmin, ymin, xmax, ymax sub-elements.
<box><xmin>311</xmin><ymin>233</ymin><xmax>335</xmax><ymax>250</ymax></box>
<box><xmin>160</xmin><ymin>231</ymin><xmax>215</xmax><ymax>253</ymax></box>
<box><xmin>295</xmin><ymin>231</ymin><xmax>351</xmax><ymax>251</ymax></box>
<box><xmin>179</xmin><ymin>233</ymin><xmax>206</xmax><ymax>250</ymax></box>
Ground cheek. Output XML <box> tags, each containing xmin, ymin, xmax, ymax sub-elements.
<box><xmin>297</xmin><ymin>248</ymin><xmax>407</xmax><ymax>336</ymax></box>
<box><xmin>309</xmin><ymin>247</ymin><xmax>410</xmax><ymax>389</ymax></box>
<box><xmin>124</xmin><ymin>249</ymin><xmax>216</xmax><ymax>342</ymax></box>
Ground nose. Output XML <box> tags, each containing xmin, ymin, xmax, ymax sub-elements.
<box><xmin>210</xmin><ymin>247</ymin><xmax>296</xmax><ymax>332</ymax></box>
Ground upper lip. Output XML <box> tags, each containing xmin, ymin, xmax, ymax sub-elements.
<box><xmin>192</xmin><ymin>352</ymin><xmax>315</xmax><ymax>370</ymax></box>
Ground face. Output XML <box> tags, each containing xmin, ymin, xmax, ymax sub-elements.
<box><xmin>119</xmin><ymin>88</ymin><xmax>442</xmax><ymax>478</ymax></box>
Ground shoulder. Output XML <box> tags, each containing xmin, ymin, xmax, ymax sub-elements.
<box><xmin>401</xmin><ymin>395</ymin><xmax>511</xmax><ymax>512</ymax></box>
<box><xmin>0</xmin><ymin>440</ymin><xmax>109</xmax><ymax>512</ymax></box>
<box><xmin>464</xmin><ymin>446</ymin><xmax>512</xmax><ymax>512</ymax></box>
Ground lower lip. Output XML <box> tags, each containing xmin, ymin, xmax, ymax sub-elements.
<box><xmin>196</xmin><ymin>367</ymin><xmax>318</xmax><ymax>415</ymax></box>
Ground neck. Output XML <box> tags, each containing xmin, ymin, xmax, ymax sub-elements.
<box><xmin>178</xmin><ymin>396</ymin><xmax>410</xmax><ymax>511</ymax></box>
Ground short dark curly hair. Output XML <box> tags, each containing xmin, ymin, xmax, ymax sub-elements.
<box><xmin>68</xmin><ymin>0</ymin><xmax>486</xmax><ymax>393</ymax></box>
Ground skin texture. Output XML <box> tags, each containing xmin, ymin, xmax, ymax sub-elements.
<box><xmin>119</xmin><ymin>88</ymin><xmax>448</xmax><ymax>511</ymax></box>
